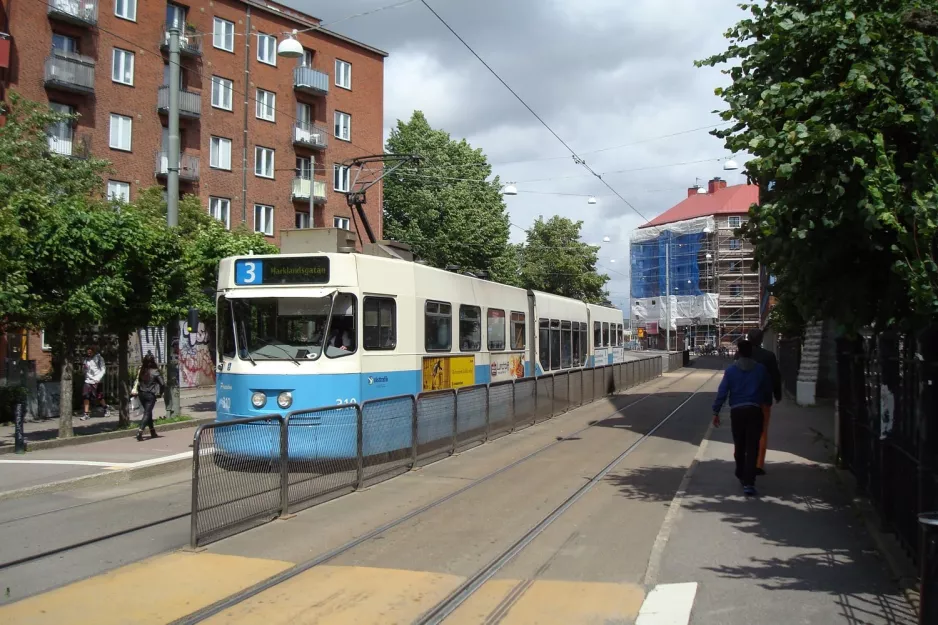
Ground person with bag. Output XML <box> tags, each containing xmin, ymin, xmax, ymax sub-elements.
<box><xmin>131</xmin><ymin>353</ymin><xmax>164</xmax><ymax>441</ymax></box>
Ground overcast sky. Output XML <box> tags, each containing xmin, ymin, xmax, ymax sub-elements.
<box><xmin>285</xmin><ymin>0</ymin><xmax>749</xmax><ymax>310</ymax></box>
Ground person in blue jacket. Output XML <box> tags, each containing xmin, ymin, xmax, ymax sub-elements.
<box><xmin>712</xmin><ymin>339</ymin><xmax>774</xmax><ymax>496</ymax></box>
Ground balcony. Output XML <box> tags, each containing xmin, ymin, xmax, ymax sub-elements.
<box><xmin>160</xmin><ymin>27</ymin><xmax>202</xmax><ymax>57</ymax></box>
<box><xmin>48</xmin><ymin>133</ymin><xmax>92</xmax><ymax>159</ymax></box>
<box><xmin>293</xmin><ymin>122</ymin><xmax>328</xmax><ymax>150</ymax></box>
<box><xmin>157</xmin><ymin>85</ymin><xmax>201</xmax><ymax>119</ymax></box>
<box><xmin>44</xmin><ymin>52</ymin><xmax>95</xmax><ymax>95</ymax></box>
<box><xmin>47</xmin><ymin>0</ymin><xmax>97</xmax><ymax>27</ymax></box>
<box><xmin>293</xmin><ymin>66</ymin><xmax>329</xmax><ymax>96</ymax></box>
<box><xmin>292</xmin><ymin>178</ymin><xmax>327</xmax><ymax>204</ymax></box>
<box><xmin>155</xmin><ymin>152</ymin><xmax>200</xmax><ymax>182</ymax></box>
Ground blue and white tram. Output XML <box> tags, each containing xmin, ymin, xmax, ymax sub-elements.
<box><xmin>213</xmin><ymin>252</ymin><xmax>627</xmax><ymax>459</ymax></box>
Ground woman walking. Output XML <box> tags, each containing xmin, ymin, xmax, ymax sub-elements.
<box><xmin>131</xmin><ymin>354</ymin><xmax>164</xmax><ymax>441</ymax></box>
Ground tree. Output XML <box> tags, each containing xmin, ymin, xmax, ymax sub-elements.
<box><xmin>517</xmin><ymin>216</ymin><xmax>609</xmax><ymax>303</ymax></box>
<box><xmin>384</xmin><ymin>111</ymin><xmax>514</xmax><ymax>280</ymax></box>
<box><xmin>698</xmin><ymin>1</ymin><xmax>938</xmax><ymax>332</ymax></box>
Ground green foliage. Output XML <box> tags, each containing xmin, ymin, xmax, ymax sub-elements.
<box><xmin>517</xmin><ymin>216</ymin><xmax>609</xmax><ymax>304</ymax></box>
<box><xmin>698</xmin><ymin>1</ymin><xmax>938</xmax><ymax>331</ymax></box>
<box><xmin>383</xmin><ymin>111</ymin><xmax>513</xmax><ymax>281</ymax></box>
<box><xmin>133</xmin><ymin>186</ymin><xmax>213</xmax><ymax>238</ymax></box>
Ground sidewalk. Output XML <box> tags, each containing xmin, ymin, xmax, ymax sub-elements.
<box><xmin>0</xmin><ymin>387</ymin><xmax>215</xmax><ymax>450</ymax></box>
<box><xmin>646</xmin><ymin>398</ymin><xmax>918</xmax><ymax>624</ymax></box>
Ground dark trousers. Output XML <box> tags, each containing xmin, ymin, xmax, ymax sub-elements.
<box><xmin>138</xmin><ymin>391</ymin><xmax>157</xmax><ymax>436</ymax></box>
<box><xmin>730</xmin><ymin>406</ymin><xmax>764</xmax><ymax>486</ymax></box>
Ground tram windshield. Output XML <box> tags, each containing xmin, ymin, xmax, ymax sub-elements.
<box><xmin>225</xmin><ymin>293</ymin><xmax>357</xmax><ymax>361</ymax></box>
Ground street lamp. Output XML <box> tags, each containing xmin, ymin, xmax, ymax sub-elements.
<box><xmin>602</xmin><ymin>236</ymin><xmax>611</xmax><ymax>242</ymax></box>
<box><xmin>277</xmin><ymin>30</ymin><xmax>304</xmax><ymax>58</ymax></box>
<box><xmin>588</xmin><ymin>196</ymin><xmax>598</xmax><ymax>205</ymax></box>
<box><xmin>501</xmin><ymin>182</ymin><xmax>518</xmax><ymax>196</ymax></box>
<box><xmin>723</xmin><ymin>159</ymin><xmax>739</xmax><ymax>171</ymax></box>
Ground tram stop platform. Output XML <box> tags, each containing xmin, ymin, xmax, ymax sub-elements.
<box><xmin>0</xmin><ymin>363</ymin><xmax>919</xmax><ymax>625</ymax></box>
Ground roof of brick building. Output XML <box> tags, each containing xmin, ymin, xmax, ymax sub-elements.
<box><xmin>638</xmin><ymin>183</ymin><xmax>759</xmax><ymax>228</ymax></box>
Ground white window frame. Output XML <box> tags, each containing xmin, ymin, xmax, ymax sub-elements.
<box><xmin>107</xmin><ymin>180</ymin><xmax>131</xmax><ymax>202</ymax></box>
<box><xmin>256</xmin><ymin>33</ymin><xmax>277</xmax><ymax>66</ymax></box>
<box><xmin>295</xmin><ymin>211</ymin><xmax>311</xmax><ymax>229</ymax></box>
<box><xmin>333</xmin><ymin>164</ymin><xmax>350</xmax><ymax>192</ymax></box>
<box><xmin>255</xmin><ymin>88</ymin><xmax>276</xmax><ymax>122</ymax></box>
<box><xmin>209</xmin><ymin>197</ymin><xmax>231</xmax><ymax>230</ymax></box>
<box><xmin>210</xmin><ymin>136</ymin><xmax>232</xmax><ymax>170</ymax></box>
<box><xmin>211</xmin><ymin>76</ymin><xmax>233</xmax><ymax>111</ymax></box>
<box><xmin>728</xmin><ymin>216</ymin><xmax>742</xmax><ymax>228</ymax></box>
<box><xmin>114</xmin><ymin>0</ymin><xmax>136</xmax><ymax>22</ymax></box>
<box><xmin>254</xmin><ymin>203</ymin><xmax>274</xmax><ymax>236</ymax></box>
<box><xmin>335</xmin><ymin>59</ymin><xmax>351</xmax><ymax>89</ymax></box>
<box><xmin>111</xmin><ymin>48</ymin><xmax>134</xmax><ymax>85</ymax></box>
<box><xmin>254</xmin><ymin>146</ymin><xmax>275</xmax><ymax>179</ymax></box>
<box><xmin>333</xmin><ymin>216</ymin><xmax>350</xmax><ymax>230</ymax></box>
<box><xmin>213</xmin><ymin>17</ymin><xmax>235</xmax><ymax>52</ymax></box>
<box><xmin>109</xmin><ymin>113</ymin><xmax>132</xmax><ymax>151</ymax></box>
<box><xmin>300</xmin><ymin>49</ymin><xmax>313</xmax><ymax>68</ymax></box>
<box><xmin>334</xmin><ymin>111</ymin><xmax>351</xmax><ymax>141</ymax></box>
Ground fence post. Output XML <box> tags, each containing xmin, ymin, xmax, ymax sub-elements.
<box><xmin>534</xmin><ymin>376</ymin><xmax>539</xmax><ymax>422</ymax></box>
<box><xmin>452</xmin><ymin>389</ymin><xmax>458</xmax><ymax>455</ymax></box>
<box><xmin>411</xmin><ymin>396</ymin><xmax>418</xmax><ymax>469</ymax></box>
<box><xmin>355</xmin><ymin>405</ymin><xmax>364</xmax><ymax>490</ymax></box>
<box><xmin>279</xmin><ymin>416</ymin><xmax>289</xmax><ymax>517</ymax></box>
<box><xmin>510</xmin><ymin>380</ymin><xmax>516</xmax><ymax>432</ymax></box>
<box><xmin>189</xmin><ymin>426</ymin><xmax>203</xmax><ymax>549</ymax></box>
<box><xmin>484</xmin><ymin>385</ymin><xmax>491</xmax><ymax>443</ymax></box>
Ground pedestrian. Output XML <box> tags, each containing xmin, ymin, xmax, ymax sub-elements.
<box><xmin>81</xmin><ymin>346</ymin><xmax>109</xmax><ymax>421</ymax></box>
<box><xmin>712</xmin><ymin>339</ymin><xmax>773</xmax><ymax>496</ymax></box>
<box><xmin>131</xmin><ymin>353</ymin><xmax>164</xmax><ymax>441</ymax></box>
<box><xmin>747</xmin><ymin>328</ymin><xmax>782</xmax><ymax>475</ymax></box>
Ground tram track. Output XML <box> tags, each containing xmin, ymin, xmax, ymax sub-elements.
<box><xmin>0</xmin><ymin>368</ymin><xmax>697</xmax><ymax>579</ymax></box>
<box><xmin>168</xmin><ymin>367</ymin><xmax>712</xmax><ymax>625</ymax></box>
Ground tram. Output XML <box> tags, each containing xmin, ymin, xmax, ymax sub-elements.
<box><xmin>213</xmin><ymin>251</ymin><xmax>626</xmax><ymax>459</ymax></box>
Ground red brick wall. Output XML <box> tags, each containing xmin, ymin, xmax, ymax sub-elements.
<box><xmin>3</xmin><ymin>0</ymin><xmax>385</xmax><ymax>246</ymax></box>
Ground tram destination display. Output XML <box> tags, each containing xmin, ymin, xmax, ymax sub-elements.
<box><xmin>234</xmin><ymin>257</ymin><xmax>330</xmax><ymax>285</ymax></box>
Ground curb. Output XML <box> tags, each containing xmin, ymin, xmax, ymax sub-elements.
<box><xmin>0</xmin><ymin>456</ymin><xmax>192</xmax><ymax>502</ymax></box>
<box><xmin>0</xmin><ymin>416</ymin><xmax>214</xmax><ymax>455</ymax></box>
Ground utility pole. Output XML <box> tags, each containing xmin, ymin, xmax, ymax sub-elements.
<box><xmin>665</xmin><ymin>234</ymin><xmax>671</xmax><ymax>353</ymax></box>
<box><xmin>165</xmin><ymin>26</ymin><xmax>181</xmax><ymax>419</ymax></box>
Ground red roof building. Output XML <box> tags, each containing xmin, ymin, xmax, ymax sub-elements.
<box><xmin>640</xmin><ymin>179</ymin><xmax>759</xmax><ymax>228</ymax></box>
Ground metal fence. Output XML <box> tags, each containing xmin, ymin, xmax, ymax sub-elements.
<box><xmin>837</xmin><ymin>335</ymin><xmax>938</xmax><ymax>566</ymax></box>
<box><xmin>189</xmin><ymin>356</ymin><xmax>675</xmax><ymax>547</ymax></box>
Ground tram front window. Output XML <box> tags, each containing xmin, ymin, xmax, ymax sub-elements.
<box><xmin>229</xmin><ymin>293</ymin><xmax>357</xmax><ymax>361</ymax></box>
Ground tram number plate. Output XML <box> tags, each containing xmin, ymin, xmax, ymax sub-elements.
<box><xmin>234</xmin><ymin>257</ymin><xmax>330</xmax><ymax>285</ymax></box>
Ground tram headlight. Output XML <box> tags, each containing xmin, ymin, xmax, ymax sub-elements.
<box><xmin>277</xmin><ymin>391</ymin><xmax>293</xmax><ymax>409</ymax></box>
<box><xmin>251</xmin><ymin>391</ymin><xmax>267</xmax><ymax>408</ymax></box>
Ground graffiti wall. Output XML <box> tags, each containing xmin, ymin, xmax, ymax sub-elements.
<box><xmin>179</xmin><ymin>321</ymin><xmax>216</xmax><ymax>389</ymax></box>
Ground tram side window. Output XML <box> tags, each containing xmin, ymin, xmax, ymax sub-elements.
<box><xmin>364</xmin><ymin>297</ymin><xmax>396</xmax><ymax>351</ymax></box>
<box><xmin>218</xmin><ymin>297</ymin><xmax>235</xmax><ymax>359</ymax></box>
<box><xmin>580</xmin><ymin>326</ymin><xmax>588</xmax><ymax>364</ymax></box>
<box><xmin>538</xmin><ymin>319</ymin><xmax>549</xmax><ymax>371</ymax></box>
<box><xmin>561</xmin><ymin>321</ymin><xmax>572</xmax><ymax>368</ymax></box>
<box><xmin>617</xmin><ymin>325</ymin><xmax>624</xmax><ymax>346</ymax></box>
<box><xmin>459</xmin><ymin>305</ymin><xmax>482</xmax><ymax>352</ymax></box>
<box><xmin>487</xmin><ymin>308</ymin><xmax>506</xmax><ymax>351</ymax></box>
<box><xmin>425</xmin><ymin>301</ymin><xmax>452</xmax><ymax>352</ymax></box>
<box><xmin>602</xmin><ymin>322</ymin><xmax>610</xmax><ymax>347</ymax></box>
<box><xmin>550</xmin><ymin>320</ymin><xmax>561</xmax><ymax>370</ymax></box>
<box><xmin>572</xmin><ymin>322</ymin><xmax>580</xmax><ymax>366</ymax></box>
<box><xmin>510</xmin><ymin>312</ymin><xmax>525</xmax><ymax>350</ymax></box>
<box><xmin>594</xmin><ymin>321</ymin><xmax>601</xmax><ymax>348</ymax></box>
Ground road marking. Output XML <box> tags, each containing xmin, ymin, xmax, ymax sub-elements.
<box><xmin>636</xmin><ymin>582</ymin><xmax>698</xmax><ymax>625</ymax></box>
<box><xmin>0</xmin><ymin>447</ymin><xmax>214</xmax><ymax>469</ymax></box>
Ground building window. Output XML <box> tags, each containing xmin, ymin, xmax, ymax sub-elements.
<box><xmin>728</xmin><ymin>238</ymin><xmax>741</xmax><ymax>250</ymax></box>
<box><xmin>210</xmin><ymin>136</ymin><xmax>232</xmax><ymax>170</ymax></box>
<box><xmin>296</xmin><ymin>156</ymin><xmax>312</xmax><ymax>180</ymax></box>
<box><xmin>487</xmin><ymin>308</ymin><xmax>505</xmax><ymax>351</ymax></box>
<box><xmin>334</xmin><ymin>111</ymin><xmax>351</xmax><ymax>141</ymax></box>
<box><xmin>333</xmin><ymin>216</ymin><xmax>350</xmax><ymax>230</ymax></box>
<box><xmin>211</xmin><ymin>76</ymin><xmax>233</xmax><ymax>111</ymax></box>
<box><xmin>510</xmin><ymin>312</ymin><xmax>525</xmax><ymax>350</ymax></box>
<box><xmin>295</xmin><ymin>211</ymin><xmax>310</xmax><ymax>229</ymax></box>
<box><xmin>364</xmin><ymin>297</ymin><xmax>396</xmax><ymax>351</ymax></box>
<box><xmin>209</xmin><ymin>197</ymin><xmax>231</xmax><ymax>230</ymax></box>
<box><xmin>300</xmin><ymin>49</ymin><xmax>314</xmax><ymax>67</ymax></box>
<box><xmin>48</xmin><ymin>102</ymin><xmax>74</xmax><ymax>156</ymax></box>
<box><xmin>333</xmin><ymin>164</ymin><xmax>350</xmax><ymax>192</ymax></box>
<box><xmin>729</xmin><ymin>284</ymin><xmax>742</xmax><ymax>297</ymax></box>
<box><xmin>107</xmin><ymin>180</ymin><xmax>130</xmax><ymax>202</ymax></box>
<box><xmin>335</xmin><ymin>59</ymin><xmax>351</xmax><ymax>89</ymax></box>
<box><xmin>254</xmin><ymin>146</ymin><xmax>274</xmax><ymax>178</ymax></box>
<box><xmin>255</xmin><ymin>88</ymin><xmax>276</xmax><ymax>122</ymax></box>
<box><xmin>425</xmin><ymin>301</ymin><xmax>452</xmax><ymax>352</ymax></box>
<box><xmin>52</xmin><ymin>33</ymin><xmax>77</xmax><ymax>54</ymax></box>
<box><xmin>257</xmin><ymin>33</ymin><xmax>277</xmax><ymax>65</ymax></box>
<box><xmin>213</xmin><ymin>17</ymin><xmax>234</xmax><ymax>52</ymax></box>
<box><xmin>112</xmin><ymin>48</ymin><xmax>134</xmax><ymax>85</ymax></box>
<box><xmin>728</xmin><ymin>216</ymin><xmax>742</xmax><ymax>228</ymax></box>
<box><xmin>166</xmin><ymin>3</ymin><xmax>186</xmax><ymax>29</ymax></box>
<box><xmin>115</xmin><ymin>0</ymin><xmax>136</xmax><ymax>21</ymax></box>
<box><xmin>253</xmin><ymin>203</ymin><xmax>274</xmax><ymax>236</ymax></box>
<box><xmin>109</xmin><ymin>113</ymin><xmax>132</xmax><ymax>151</ymax></box>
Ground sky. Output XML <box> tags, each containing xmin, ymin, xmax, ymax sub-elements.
<box><xmin>284</xmin><ymin>0</ymin><xmax>750</xmax><ymax>310</ymax></box>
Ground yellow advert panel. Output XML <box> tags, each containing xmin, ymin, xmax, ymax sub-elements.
<box><xmin>422</xmin><ymin>355</ymin><xmax>476</xmax><ymax>391</ymax></box>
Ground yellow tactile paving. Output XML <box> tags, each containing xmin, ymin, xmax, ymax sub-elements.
<box><xmin>203</xmin><ymin>565</ymin><xmax>465</xmax><ymax>624</ymax></box>
<box><xmin>0</xmin><ymin>551</ymin><xmax>293</xmax><ymax>625</ymax></box>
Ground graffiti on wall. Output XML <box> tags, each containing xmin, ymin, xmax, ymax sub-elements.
<box><xmin>179</xmin><ymin>321</ymin><xmax>216</xmax><ymax>389</ymax></box>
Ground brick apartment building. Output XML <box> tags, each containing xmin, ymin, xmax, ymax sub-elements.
<box><xmin>0</xmin><ymin>0</ymin><xmax>387</xmax><ymax>376</ymax></box>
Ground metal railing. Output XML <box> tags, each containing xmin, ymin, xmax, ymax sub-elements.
<box><xmin>161</xmin><ymin>28</ymin><xmax>202</xmax><ymax>56</ymax></box>
<box><xmin>293</xmin><ymin>122</ymin><xmax>328</xmax><ymax>150</ymax></box>
<box><xmin>189</xmin><ymin>355</ymin><xmax>676</xmax><ymax>547</ymax></box>
<box><xmin>291</xmin><ymin>177</ymin><xmax>327</xmax><ymax>203</ymax></box>
<box><xmin>155</xmin><ymin>152</ymin><xmax>200</xmax><ymax>181</ymax></box>
<box><xmin>47</xmin><ymin>0</ymin><xmax>97</xmax><ymax>26</ymax></box>
<box><xmin>157</xmin><ymin>85</ymin><xmax>201</xmax><ymax>118</ymax></box>
<box><xmin>44</xmin><ymin>53</ymin><xmax>95</xmax><ymax>93</ymax></box>
<box><xmin>294</xmin><ymin>66</ymin><xmax>329</xmax><ymax>95</ymax></box>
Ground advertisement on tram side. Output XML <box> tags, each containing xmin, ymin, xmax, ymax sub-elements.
<box><xmin>422</xmin><ymin>355</ymin><xmax>476</xmax><ymax>391</ymax></box>
<box><xmin>489</xmin><ymin>353</ymin><xmax>525</xmax><ymax>383</ymax></box>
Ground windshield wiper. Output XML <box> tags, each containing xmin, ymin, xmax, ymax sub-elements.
<box><xmin>237</xmin><ymin>321</ymin><xmax>256</xmax><ymax>366</ymax></box>
<box><xmin>253</xmin><ymin>338</ymin><xmax>302</xmax><ymax>366</ymax></box>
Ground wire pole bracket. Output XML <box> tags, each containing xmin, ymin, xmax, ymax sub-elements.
<box><xmin>341</xmin><ymin>154</ymin><xmax>421</xmax><ymax>246</ymax></box>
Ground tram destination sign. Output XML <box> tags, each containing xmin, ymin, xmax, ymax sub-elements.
<box><xmin>234</xmin><ymin>256</ymin><xmax>330</xmax><ymax>285</ymax></box>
